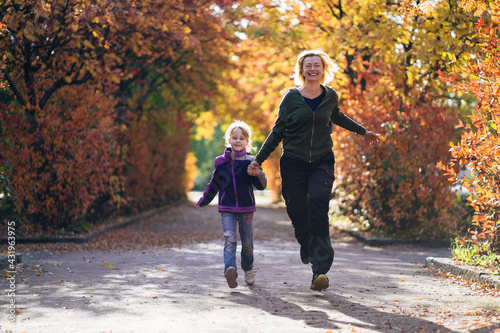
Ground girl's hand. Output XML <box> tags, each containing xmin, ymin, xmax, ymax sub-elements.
<box><xmin>194</xmin><ymin>203</ymin><xmax>199</xmax><ymax>208</ymax></box>
<box><xmin>364</xmin><ymin>131</ymin><xmax>381</xmax><ymax>145</ymax></box>
<box><xmin>247</xmin><ymin>161</ymin><xmax>261</xmax><ymax>176</ymax></box>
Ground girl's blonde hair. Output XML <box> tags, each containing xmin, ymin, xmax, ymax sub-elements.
<box><xmin>292</xmin><ymin>49</ymin><xmax>340</xmax><ymax>86</ymax></box>
<box><xmin>224</xmin><ymin>120</ymin><xmax>254</xmax><ymax>151</ymax></box>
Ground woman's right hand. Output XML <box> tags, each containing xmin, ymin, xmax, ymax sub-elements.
<box><xmin>247</xmin><ymin>161</ymin><xmax>261</xmax><ymax>176</ymax></box>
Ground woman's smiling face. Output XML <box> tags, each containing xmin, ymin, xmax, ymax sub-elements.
<box><xmin>302</xmin><ymin>55</ymin><xmax>324</xmax><ymax>83</ymax></box>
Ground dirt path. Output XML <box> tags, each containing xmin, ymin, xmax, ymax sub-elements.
<box><xmin>1</xmin><ymin>197</ymin><xmax>500</xmax><ymax>333</ymax></box>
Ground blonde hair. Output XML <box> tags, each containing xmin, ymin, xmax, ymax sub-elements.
<box><xmin>224</xmin><ymin>120</ymin><xmax>254</xmax><ymax>151</ymax></box>
<box><xmin>292</xmin><ymin>49</ymin><xmax>340</xmax><ymax>86</ymax></box>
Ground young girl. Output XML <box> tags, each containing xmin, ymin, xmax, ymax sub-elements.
<box><xmin>195</xmin><ymin>120</ymin><xmax>267</xmax><ymax>288</ymax></box>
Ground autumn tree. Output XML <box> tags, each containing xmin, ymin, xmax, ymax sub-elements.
<box><xmin>204</xmin><ymin>0</ymin><xmax>315</xmax><ymax>201</ymax></box>
<box><xmin>282</xmin><ymin>0</ymin><xmax>482</xmax><ymax>238</ymax></box>
<box><xmin>0</xmin><ymin>0</ymin><xmax>240</xmax><ymax>233</ymax></box>
<box><xmin>226</xmin><ymin>0</ymin><xmax>482</xmax><ymax>238</ymax></box>
<box><xmin>106</xmin><ymin>0</ymin><xmax>239</xmax><ymax>213</ymax></box>
<box><xmin>338</xmin><ymin>1</ymin><xmax>474</xmax><ymax>237</ymax></box>
<box><xmin>0</xmin><ymin>0</ymin><xmax>121</xmax><ymax>231</ymax></box>
<box><xmin>407</xmin><ymin>0</ymin><xmax>500</xmax><ymax>254</ymax></box>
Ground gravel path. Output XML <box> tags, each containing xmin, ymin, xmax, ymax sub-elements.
<box><xmin>1</xmin><ymin>196</ymin><xmax>499</xmax><ymax>333</ymax></box>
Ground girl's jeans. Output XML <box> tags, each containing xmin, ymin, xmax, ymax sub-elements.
<box><xmin>220</xmin><ymin>212</ymin><xmax>254</xmax><ymax>273</ymax></box>
<box><xmin>280</xmin><ymin>151</ymin><xmax>335</xmax><ymax>275</ymax></box>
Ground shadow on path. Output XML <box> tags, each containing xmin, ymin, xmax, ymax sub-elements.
<box><xmin>4</xmin><ymin>198</ymin><xmax>500</xmax><ymax>333</ymax></box>
<box><xmin>227</xmin><ymin>287</ymin><xmax>460</xmax><ymax>332</ymax></box>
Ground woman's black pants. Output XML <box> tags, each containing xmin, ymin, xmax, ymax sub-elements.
<box><xmin>280</xmin><ymin>151</ymin><xmax>335</xmax><ymax>275</ymax></box>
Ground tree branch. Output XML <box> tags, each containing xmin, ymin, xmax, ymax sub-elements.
<box><xmin>38</xmin><ymin>77</ymin><xmax>65</xmax><ymax>109</ymax></box>
<box><xmin>326</xmin><ymin>0</ymin><xmax>343</xmax><ymax>20</ymax></box>
<box><xmin>1</xmin><ymin>68</ymin><xmax>26</xmax><ymax>106</ymax></box>
<box><xmin>38</xmin><ymin>69</ymin><xmax>91</xmax><ymax>109</ymax></box>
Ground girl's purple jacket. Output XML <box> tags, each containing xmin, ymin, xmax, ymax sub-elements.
<box><xmin>197</xmin><ymin>148</ymin><xmax>267</xmax><ymax>213</ymax></box>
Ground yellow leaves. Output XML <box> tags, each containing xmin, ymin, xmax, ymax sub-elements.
<box><xmin>442</xmin><ymin>52</ymin><xmax>457</xmax><ymax>63</ymax></box>
<box><xmin>192</xmin><ymin>112</ymin><xmax>220</xmax><ymax>140</ymax></box>
<box><xmin>464</xmin><ymin>0</ymin><xmax>488</xmax><ymax>17</ymax></box>
<box><xmin>101</xmin><ymin>260</ymin><xmax>113</xmax><ymax>268</ymax></box>
<box><xmin>184</xmin><ymin>151</ymin><xmax>197</xmax><ymax>192</ymax></box>
<box><xmin>83</xmin><ymin>39</ymin><xmax>95</xmax><ymax>49</ymax></box>
<box><xmin>491</xmin><ymin>1</ymin><xmax>500</xmax><ymax>23</ymax></box>
<box><xmin>418</xmin><ymin>1</ymin><xmax>436</xmax><ymax>15</ymax></box>
<box><xmin>132</xmin><ymin>32</ymin><xmax>144</xmax><ymax>46</ymax></box>
<box><xmin>110</xmin><ymin>75</ymin><xmax>120</xmax><ymax>84</ymax></box>
<box><xmin>406</xmin><ymin>70</ymin><xmax>414</xmax><ymax>86</ymax></box>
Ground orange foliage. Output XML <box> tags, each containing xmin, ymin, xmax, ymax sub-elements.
<box><xmin>227</xmin><ymin>0</ymin><xmax>478</xmax><ymax>239</ymax></box>
<box><xmin>439</xmin><ymin>18</ymin><xmax>500</xmax><ymax>252</ymax></box>
<box><xmin>0</xmin><ymin>54</ymin><xmax>5</xmax><ymax>90</ymax></box>
<box><xmin>333</xmin><ymin>63</ymin><xmax>463</xmax><ymax>239</ymax></box>
<box><xmin>184</xmin><ymin>151</ymin><xmax>197</xmax><ymax>193</ymax></box>
<box><xmin>0</xmin><ymin>0</ymin><xmax>239</xmax><ymax>234</ymax></box>
<box><xmin>0</xmin><ymin>84</ymin><xmax>115</xmax><ymax>233</ymax></box>
<box><xmin>118</xmin><ymin>107</ymin><xmax>191</xmax><ymax>213</ymax></box>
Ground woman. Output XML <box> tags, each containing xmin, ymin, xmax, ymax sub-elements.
<box><xmin>248</xmin><ymin>50</ymin><xmax>380</xmax><ymax>291</ymax></box>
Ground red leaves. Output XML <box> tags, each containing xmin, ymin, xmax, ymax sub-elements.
<box><xmin>333</xmin><ymin>70</ymin><xmax>462</xmax><ymax>239</ymax></box>
<box><xmin>1</xmin><ymin>0</ymin><xmax>240</xmax><ymax>234</ymax></box>
<box><xmin>0</xmin><ymin>84</ymin><xmax>116</xmax><ymax>232</ymax></box>
<box><xmin>119</xmin><ymin>108</ymin><xmax>192</xmax><ymax>213</ymax></box>
<box><xmin>444</xmin><ymin>18</ymin><xmax>500</xmax><ymax>253</ymax></box>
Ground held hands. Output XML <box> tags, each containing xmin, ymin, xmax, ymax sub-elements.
<box><xmin>196</xmin><ymin>162</ymin><xmax>261</xmax><ymax>208</ymax></box>
<box><xmin>364</xmin><ymin>131</ymin><xmax>381</xmax><ymax>145</ymax></box>
<box><xmin>247</xmin><ymin>161</ymin><xmax>261</xmax><ymax>176</ymax></box>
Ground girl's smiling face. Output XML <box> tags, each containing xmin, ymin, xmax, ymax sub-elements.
<box><xmin>229</xmin><ymin>128</ymin><xmax>248</xmax><ymax>152</ymax></box>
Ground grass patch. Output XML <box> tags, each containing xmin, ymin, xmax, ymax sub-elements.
<box><xmin>451</xmin><ymin>238</ymin><xmax>500</xmax><ymax>275</ymax></box>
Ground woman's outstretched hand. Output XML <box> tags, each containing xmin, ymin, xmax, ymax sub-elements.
<box><xmin>248</xmin><ymin>161</ymin><xmax>261</xmax><ymax>176</ymax></box>
<box><xmin>364</xmin><ymin>131</ymin><xmax>381</xmax><ymax>145</ymax></box>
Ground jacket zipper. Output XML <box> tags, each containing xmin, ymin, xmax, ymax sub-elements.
<box><xmin>301</xmin><ymin>91</ymin><xmax>329</xmax><ymax>163</ymax></box>
<box><xmin>231</xmin><ymin>158</ymin><xmax>238</xmax><ymax>208</ymax></box>
<box><xmin>309</xmin><ymin>112</ymin><xmax>315</xmax><ymax>163</ymax></box>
